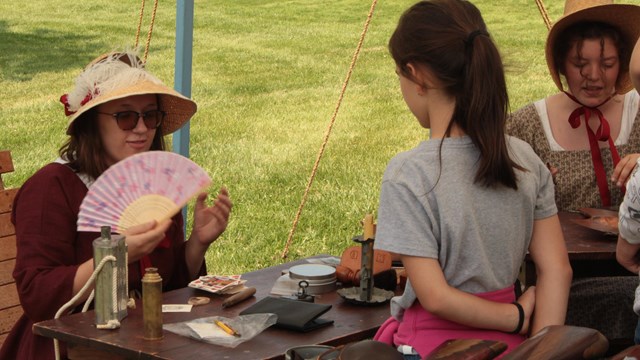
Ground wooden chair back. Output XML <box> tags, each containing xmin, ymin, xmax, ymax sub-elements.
<box><xmin>0</xmin><ymin>150</ymin><xmax>21</xmax><ymax>346</ymax></box>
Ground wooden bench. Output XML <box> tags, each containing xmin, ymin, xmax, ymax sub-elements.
<box><xmin>0</xmin><ymin>150</ymin><xmax>21</xmax><ymax>347</ymax></box>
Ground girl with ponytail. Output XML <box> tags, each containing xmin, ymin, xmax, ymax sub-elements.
<box><xmin>372</xmin><ymin>1</ymin><xmax>572</xmax><ymax>357</ymax></box>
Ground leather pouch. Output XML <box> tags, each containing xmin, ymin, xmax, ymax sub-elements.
<box><xmin>240</xmin><ymin>296</ymin><xmax>333</xmax><ymax>332</ymax></box>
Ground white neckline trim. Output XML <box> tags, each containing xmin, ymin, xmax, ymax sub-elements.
<box><xmin>535</xmin><ymin>91</ymin><xmax>639</xmax><ymax>151</ymax></box>
<box><xmin>54</xmin><ymin>157</ymin><xmax>95</xmax><ymax>188</ymax></box>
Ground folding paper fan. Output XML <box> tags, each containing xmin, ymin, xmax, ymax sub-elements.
<box><xmin>77</xmin><ymin>151</ymin><xmax>212</xmax><ymax>233</ymax></box>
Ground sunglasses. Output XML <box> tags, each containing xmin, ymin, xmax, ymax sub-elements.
<box><xmin>97</xmin><ymin>110</ymin><xmax>166</xmax><ymax>131</ymax></box>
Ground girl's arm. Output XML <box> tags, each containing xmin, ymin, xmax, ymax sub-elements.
<box><xmin>527</xmin><ymin>215</ymin><xmax>572</xmax><ymax>334</ymax></box>
<box><xmin>404</xmin><ymin>256</ymin><xmax>533</xmax><ymax>334</ymax></box>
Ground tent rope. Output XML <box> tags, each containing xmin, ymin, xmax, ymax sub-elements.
<box><xmin>134</xmin><ymin>0</ymin><xmax>145</xmax><ymax>48</ymax></box>
<box><xmin>281</xmin><ymin>0</ymin><xmax>379</xmax><ymax>259</ymax></box>
<box><xmin>134</xmin><ymin>0</ymin><xmax>159</xmax><ymax>63</ymax></box>
<box><xmin>535</xmin><ymin>0</ymin><xmax>552</xmax><ymax>31</ymax></box>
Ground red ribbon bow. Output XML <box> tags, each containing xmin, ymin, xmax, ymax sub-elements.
<box><xmin>565</xmin><ymin>92</ymin><xmax>621</xmax><ymax>207</ymax></box>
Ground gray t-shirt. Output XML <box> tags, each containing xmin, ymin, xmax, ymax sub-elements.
<box><xmin>374</xmin><ymin>136</ymin><xmax>557</xmax><ymax>320</ymax></box>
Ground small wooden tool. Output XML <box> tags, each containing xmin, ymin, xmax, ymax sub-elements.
<box><xmin>222</xmin><ymin>287</ymin><xmax>256</xmax><ymax>308</ymax></box>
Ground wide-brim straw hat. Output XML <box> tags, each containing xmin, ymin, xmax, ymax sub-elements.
<box><xmin>62</xmin><ymin>51</ymin><xmax>196</xmax><ymax>135</ymax></box>
<box><xmin>545</xmin><ymin>0</ymin><xmax>640</xmax><ymax>94</ymax></box>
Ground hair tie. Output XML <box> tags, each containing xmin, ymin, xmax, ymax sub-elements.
<box><xmin>464</xmin><ymin>29</ymin><xmax>489</xmax><ymax>48</ymax></box>
<box><xmin>509</xmin><ymin>302</ymin><xmax>525</xmax><ymax>334</ymax></box>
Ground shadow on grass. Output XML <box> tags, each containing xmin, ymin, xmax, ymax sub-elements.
<box><xmin>0</xmin><ymin>20</ymin><xmax>105</xmax><ymax>82</ymax></box>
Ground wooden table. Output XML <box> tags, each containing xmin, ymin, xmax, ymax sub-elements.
<box><xmin>523</xmin><ymin>211</ymin><xmax>633</xmax><ymax>286</ymax></box>
<box><xmin>33</xmin><ymin>256</ymin><xmax>396</xmax><ymax>360</ymax></box>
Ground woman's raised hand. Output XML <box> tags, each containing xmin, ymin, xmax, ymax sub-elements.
<box><xmin>190</xmin><ymin>187</ymin><xmax>232</xmax><ymax>247</ymax></box>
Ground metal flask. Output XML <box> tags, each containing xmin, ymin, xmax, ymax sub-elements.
<box><xmin>93</xmin><ymin>226</ymin><xmax>128</xmax><ymax>327</ymax></box>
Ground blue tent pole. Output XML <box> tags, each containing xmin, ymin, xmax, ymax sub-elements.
<box><xmin>173</xmin><ymin>0</ymin><xmax>194</xmax><ymax>232</ymax></box>
<box><xmin>173</xmin><ymin>0</ymin><xmax>194</xmax><ymax>157</ymax></box>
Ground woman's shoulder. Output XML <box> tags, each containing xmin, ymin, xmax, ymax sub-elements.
<box><xmin>510</xmin><ymin>101</ymin><xmax>539</xmax><ymax>118</ymax></box>
<box><xmin>507</xmin><ymin>102</ymin><xmax>543</xmax><ymax>135</ymax></box>
<box><xmin>22</xmin><ymin>162</ymin><xmax>85</xmax><ymax>189</ymax></box>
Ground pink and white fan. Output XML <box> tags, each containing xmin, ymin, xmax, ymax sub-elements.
<box><xmin>77</xmin><ymin>151</ymin><xmax>212</xmax><ymax>233</ymax></box>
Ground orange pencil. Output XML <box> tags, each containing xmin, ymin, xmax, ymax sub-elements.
<box><xmin>214</xmin><ymin>320</ymin><xmax>241</xmax><ymax>337</ymax></box>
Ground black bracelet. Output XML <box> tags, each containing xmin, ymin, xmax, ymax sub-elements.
<box><xmin>509</xmin><ymin>302</ymin><xmax>525</xmax><ymax>334</ymax></box>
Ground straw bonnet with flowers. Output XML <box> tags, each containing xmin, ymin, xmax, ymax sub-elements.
<box><xmin>60</xmin><ymin>51</ymin><xmax>197</xmax><ymax>136</ymax></box>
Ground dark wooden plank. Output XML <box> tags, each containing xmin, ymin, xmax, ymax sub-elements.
<box><xmin>0</xmin><ymin>213</ymin><xmax>14</xmax><ymax>238</ymax></box>
<box><xmin>0</xmin><ymin>305</ymin><xmax>22</xmax><ymax>335</ymax></box>
<box><xmin>0</xmin><ymin>235</ymin><xmax>16</xmax><ymax>262</ymax></box>
<box><xmin>0</xmin><ymin>151</ymin><xmax>14</xmax><ymax>191</ymax></box>
<box><xmin>67</xmin><ymin>344</ymin><xmax>127</xmax><ymax>360</ymax></box>
<box><xmin>559</xmin><ymin>211</ymin><xmax>619</xmax><ymax>260</ymax></box>
<box><xmin>0</xmin><ymin>282</ymin><xmax>19</xmax><ymax>309</ymax></box>
<box><xmin>34</xmin><ymin>256</ymin><xmax>395</xmax><ymax>360</ymax></box>
<box><xmin>524</xmin><ymin>211</ymin><xmax>631</xmax><ymax>286</ymax></box>
<box><xmin>0</xmin><ymin>259</ymin><xmax>16</xmax><ymax>286</ymax></box>
<box><xmin>0</xmin><ymin>151</ymin><xmax>14</xmax><ymax>176</ymax></box>
<box><xmin>0</xmin><ymin>188</ymin><xmax>17</xmax><ymax>215</ymax></box>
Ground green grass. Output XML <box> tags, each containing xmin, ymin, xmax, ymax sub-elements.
<box><xmin>2</xmin><ymin>0</ymin><xmax>639</xmax><ymax>274</ymax></box>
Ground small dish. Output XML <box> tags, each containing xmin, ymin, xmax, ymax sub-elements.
<box><xmin>570</xmin><ymin>208</ymin><xmax>619</xmax><ymax>235</ymax></box>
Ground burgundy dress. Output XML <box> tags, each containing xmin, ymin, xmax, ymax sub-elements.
<box><xmin>0</xmin><ymin>163</ymin><xmax>204</xmax><ymax>360</ymax></box>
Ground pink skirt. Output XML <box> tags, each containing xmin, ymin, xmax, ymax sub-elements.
<box><xmin>374</xmin><ymin>285</ymin><xmax>525</xmax><ymax>358</ymax></box>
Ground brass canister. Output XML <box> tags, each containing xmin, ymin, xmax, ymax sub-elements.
<box><xmin>142</xmin><ymin>267</ymin><xmax>163</xmax><ymax>340</ymax></box>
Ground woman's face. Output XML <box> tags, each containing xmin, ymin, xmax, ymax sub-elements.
<box><xmin>97</xmin><ymin>94</ymin><xmax>159</xmax><ymax>166</ymax></box>
<box><xmin>563</xmin><ymin>36</ymin><xmax>620</xmax><ymax>107</ymax></box>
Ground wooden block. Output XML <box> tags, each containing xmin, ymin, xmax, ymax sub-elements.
<box><xmin>0</xmin><ymin>282</ymin><xmax>19</xmax><ymax>310</ymax></box>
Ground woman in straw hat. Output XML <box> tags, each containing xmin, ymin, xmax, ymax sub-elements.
<box><xmin>0</xmin><ymin>50</ymin><xmax>232</xmax><ymax>360</ymax></box>
<box><xmin>507</xmin><ymin>0</ymin><xmax>640</xmax><ymax>348</ymax></box>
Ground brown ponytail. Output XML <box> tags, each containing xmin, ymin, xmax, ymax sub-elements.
<box><xmin>389</xmin><ymin>0</ymin><xmax>524</xmax><ymax>189</ymax></box>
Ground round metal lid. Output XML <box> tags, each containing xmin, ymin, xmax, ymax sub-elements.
<box><xmin>288</xmin><ymin>264</ymin><xmax>336</xmax><ymax>281</ymax></box>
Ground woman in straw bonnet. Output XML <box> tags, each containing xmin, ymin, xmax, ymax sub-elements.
<box><xmin>507</xmin><ymin>0</ymin><xmax>640</xmax><ymax>348</ymax></box>
<box><xmin>0</xmin><ymin>50</ymin><xmax>232</xmax><ymax>360</ymax></box>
